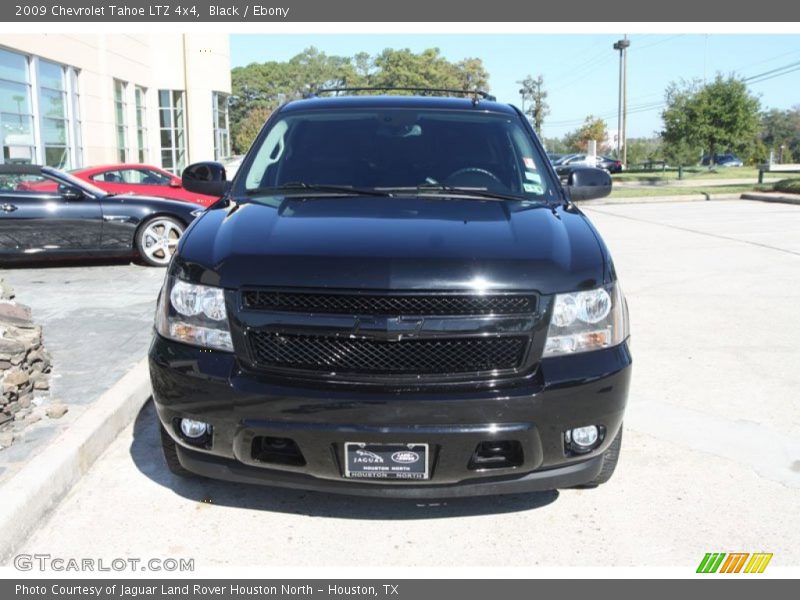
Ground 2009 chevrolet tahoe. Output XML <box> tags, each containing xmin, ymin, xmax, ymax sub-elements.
<box><xmin>149</xmin><ymin>89</ymin><xmax>631</xmax><ymax>497</ymax></box>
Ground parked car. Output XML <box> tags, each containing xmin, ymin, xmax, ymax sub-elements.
<box><xmin>0</xmin><ymin>164</ymin><xmax>200</xmax><ymax>266</ymax></box>
<box><xmin>555</xmin><ymin>154</ymin><xmax>623</xmax><ymax>174</ymax></box>
<box><xmin>150</xmin><ymin>90</ymin><xmax>630</xmax><ymax>497</ymax></box>
<box><xmin>18</xmin><ymin>163</ymin><xmax>220</xmax><ymax>206</ymax></box>
<box><xmin>701</xmin><ymin>154</ymin><xmax>743</xmax><ymax>167</ymax></box>
<box><xmin>547</xmin><ymin>153</ymin><xmax>564</xmax><ymax>164</ymax></box>
<box><xmin>552</xmin><ymin>153</ymin><xmax>579</xmax><ymax>166</ymax></box>
<box><xmin>597</xmin><ymin>156</ymin><xmax>624</xmax><ymax>173</ymax></box>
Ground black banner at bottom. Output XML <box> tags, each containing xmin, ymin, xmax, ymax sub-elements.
<box><xmin>2</xmin><ymin>579</ymin><xmax>795</xmax><ymax>600</ymax></box>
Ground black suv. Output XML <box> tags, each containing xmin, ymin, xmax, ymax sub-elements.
<box><xmin>149</xmin><ymin>90</ymin><xmax>631</xmax><ymax>497</ymax></box>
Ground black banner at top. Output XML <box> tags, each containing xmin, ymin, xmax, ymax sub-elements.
<box><xmin>2</xmin><ymin>0</ymin><xmax>800</xmax><ymax>22</ymax></box>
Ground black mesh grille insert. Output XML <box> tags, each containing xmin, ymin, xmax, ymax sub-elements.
<box><xmin>249</xmin><ymin>333</ymin><xmax>528</xmax><ymax>375</ymax></box>
<box><xmin>242</xmin><ymin>291</ymin><xmax>536</xmax><ymax>316</ymax></box>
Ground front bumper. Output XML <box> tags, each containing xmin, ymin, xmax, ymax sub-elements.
<box><xmin>149</xmin><ymin>335</ymin><xmax>631</xmax><ymax>497</ymax></box>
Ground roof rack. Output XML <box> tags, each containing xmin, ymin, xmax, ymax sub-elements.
<box><xmin>304</xmin><ymin>87</ymin><xmax>497</xmax><ymax>103</ymax></box>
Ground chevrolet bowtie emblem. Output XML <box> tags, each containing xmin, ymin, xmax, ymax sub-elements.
<box><xmin>353</xmin><ymin>316</ymin><xmax>425</xmax><ymax>339</ymax></box>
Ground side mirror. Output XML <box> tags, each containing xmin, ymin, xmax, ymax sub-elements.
<box><xmin>566</xmin><ymin>167</ymin><xmax>612</xmax><ymax>201</ymax></box>
<box><xmin>59</xmin><ymin>185</ymin><xmax>84</xmax><ymax>201</ymax></box>
<box><xmin>182</xmin><ymin>162</ymin><xmax>228</xmax><ymax>197</ymax></box>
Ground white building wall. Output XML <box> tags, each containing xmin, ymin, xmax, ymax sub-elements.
<box><xmin>0</xmin><ymin>33</ymin><xmax>231</xmax><ymax>170</ymax></box>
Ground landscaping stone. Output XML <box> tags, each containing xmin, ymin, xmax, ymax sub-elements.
<box><xmin>0</xmin><ymin>278</ymin><xmax>51</xmax><ymax>449</ymax></box>
<box><xmin>3</xmin><ymin>368</ymin><xmax>29</xmax><ymax>387</ymax></box>
<box><xmin>45</xmin><ymin>402</ymin><xmax>68</xmax><ymax>419</ymax></box>
<box><xmin>0</xmin><ymin>302</ymin><xmax>32</xmax><ymax>326</ymax></box>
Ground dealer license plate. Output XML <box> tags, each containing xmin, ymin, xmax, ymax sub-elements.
<box><xmin>344</xmin><ymin>442</ymin><xmax>429</xmax><ymax>480</ymax></box>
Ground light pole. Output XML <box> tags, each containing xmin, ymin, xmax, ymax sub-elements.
<box><xmin>613</xmin><ymin>36</ymin><xmax>630</xmax><ymax>166</ymax></box>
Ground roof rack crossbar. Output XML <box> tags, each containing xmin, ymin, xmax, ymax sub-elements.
<box><xmin>304</xmin><ymin>87</ymin><xmax>497</xmax><ymax>102</ymax></box>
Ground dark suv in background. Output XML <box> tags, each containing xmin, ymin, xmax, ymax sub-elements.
<box><xmin>149</xmin><ymin>89</ymin><xmax>631</xmax><ymax>497</ymax></box>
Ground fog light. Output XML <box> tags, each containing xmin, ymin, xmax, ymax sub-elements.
<box><xmin>180</xmin><ymin>418</ymin><xmax>209</xmax><ymax>439</ymax></box>
<box><xmin>568</xmin><ymin>425</ymin><xmax>599</xmax><ymax>449</ymax></box>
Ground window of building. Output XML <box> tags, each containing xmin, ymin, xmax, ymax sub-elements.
<box><xmin>159</xmin><ymin>90</ymin><xmax>186</xmax><ymax>174</ymax></box>
<box><xmin>0</xmin><ymin>48</ymin><xmax>35</xmax><ymax>164</ymax></box>
<box><xmin>114</xmin><ymin>79</ymin><xmax>128</xmax><ymax>163</ymax></box>
<box><xmin>212</xmin><ymin>91</ymin><xmax>230</xmax><ymax>161</ymax></box>
<box><xmin>1</xmin><ymin>48</ymin><xmax>82</xmax><ymax>168</ymax></box>
<box><xmin>134</xmin><ymin>86</ymin><xmax>147</xmax><ymax>163</ymax></box>
<box><xmin>38</xmin><ymin>59</ymin><xmax>72</xmax><ymax>168</ymax></box>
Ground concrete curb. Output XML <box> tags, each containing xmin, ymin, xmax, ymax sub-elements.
<box><xmin>741</xmin><ymin>192</ymin><xmax>800</xmax><ymax>206</ymax></box>
<box><xmin>577</xmin><ymin>193</ymin><xmax>741</xmax><ymax>206</ymax></box>
<box><xmin>0</xmin><ymin>357</ymin><xmax>150</xmax><ymax>562</ymax></box>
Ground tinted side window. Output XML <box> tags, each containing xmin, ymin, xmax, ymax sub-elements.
<box><xmin>91</xmin><ymin>170</ymin><xmax>125</xmax><ymax>183</ymax></box>
<box><xmin>139</xmin><ymin>169</ymin><xmax>172</xmax><ymax>185</ymax></box>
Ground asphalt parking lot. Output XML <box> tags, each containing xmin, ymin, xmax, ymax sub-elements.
<box><xmin>0</xmin><ymin>261</ymin><xmax>163</xmax><ymax>482</ymax></box>
<box><xmin>11</xmin><ymin>200</ymin><xmax>800</xmax><ymax>568</ymax></box>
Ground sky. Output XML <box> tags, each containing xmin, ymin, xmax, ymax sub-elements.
<box><xmin>230</xmin><ymin>34</ymin><xmax>800</xmax><ymax>140</ymax></box>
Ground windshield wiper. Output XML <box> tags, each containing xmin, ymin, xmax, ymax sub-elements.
<box><xmin>396</xmin><ymin>183</ymin><xmax>533</xmax><ymax>203</ymax></box>
<box><xmin>246</xmin><ymin>182</ymin><xmax>394</xmax><ymax>197</ymax></box>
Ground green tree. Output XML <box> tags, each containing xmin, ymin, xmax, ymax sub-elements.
<box><xmin>661</xmin><ymin>75</ymin><xmax>761</xmax><ymax>166</ymax></box>
<box><xmin>759</xmin><ymin>106</ymin><xmax>800</xmax><ymax>163</ymax></box>
<box><xmin>564</xmin><ymin>116</ymin><xmax>608</xmax><ymax>152</ymax></box>
<box><xmin>368</xmin><ymin>48</ymin><xmax>488</xmax><ymax>91</ymax></box>
<box><xmin>625</xmin><ymin>137</ymin><xmax>665</xmax><ymax>167</ymax></box>
<box><xmin>542</xmin><ymin>137</ymin><xmax>569</xmax><ymax>154</ymax></box>
<box><xmin>517</xmin><ymin>75</ymin><xmax>549</xmax><ymax>135</ymax></box>
<box><xmin>229</xmin><ymin>47</ymin><xmax>489</xmax><ymax>154</ymax></box>
<box><xmin>229</xmin><ymin>47</ymin><xmax>362</xmax><ymax>153</ymax></box>
<box><xmin>232</xmin><ymin>106</ymin><xmax>274</xmax><ymax>156</ymax></box>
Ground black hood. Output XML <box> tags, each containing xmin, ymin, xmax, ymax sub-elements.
<box><xmin>175</xmin><ymin>196</ymin><xmax>607</xmax><ymax>294</ymax></box>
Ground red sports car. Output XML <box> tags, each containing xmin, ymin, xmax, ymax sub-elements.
<box><xmin>19</xmin><ymin>164</ymin><xmax>219</xmax><ymax>206</ymax></box>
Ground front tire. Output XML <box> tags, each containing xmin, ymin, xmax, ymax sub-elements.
<box><xmin>136</xmin><ymin>216</ymin><xmax>184</xmax><ymax>267</ymax></box>
<box><xmin>160</xmin><ymin>425</ymin><xmax>196</xmax><ymax>478</ymax></box>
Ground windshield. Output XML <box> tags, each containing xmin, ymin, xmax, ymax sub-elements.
<box><xmin>240</xmin><ymin>107</ymin><xmax>556</xmax><ymax>202</ymax></box>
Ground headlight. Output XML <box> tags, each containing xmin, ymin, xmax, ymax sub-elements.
<box><xmin>543</xmin><ymin>284</ymin><xmax>629</xmax><ymax>357</ymax></box>
<box><xmin>155</xmin><ymin>277</ymin><xmax>233</xmax><ymax>352</ymax></box>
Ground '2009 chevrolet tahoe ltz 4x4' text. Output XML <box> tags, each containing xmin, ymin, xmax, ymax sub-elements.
<box><xmin>149</xmin><ymin>89</ymin><xmax>631</xmax><ymax>497</ymax></box>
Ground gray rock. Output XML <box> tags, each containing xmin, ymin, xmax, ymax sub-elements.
<box><xmin>0</xmin><ymin>412</ymin><xmax>12</xmax><ymax>426</ymax></box>
<box><xmin>18</xmin><ymin>394</ymin><xmax>32</xmax><ymax>408</ymax></box>
<box><xmin>0</xmin><ymin>302</ymin><xmax>32</xmax><ymax>327</ymax></box>
<box><xmin>46</xmin><ymin>403</ymin><xmax>68</xmax><ymax>419</ymax></box>
<box><xmin>0</xmin><ymin>431</ymin><xmax>14</xmax><ymax>448</ymax></box>
<box><xmin>27</xmin><ymin>348</ymin><xmax>49</xmax><ymax>365</ymax></box>
<box><xmin>33</xmin><ymin>379</ymin><xmax>49</xmax><ymax>390</ymax></box>
<box><xmin>3</xmin><ymin>368</ymin><xmax>29</xmax><ymax>387</ymax></box>
<box><xmin>0</xmin><ymin>338</ymin><xmax>26</xmax><ymax>357</ymax></box>
<box><xmin>3</xmin><ymin>368</ymin><xmax>30</xmax><ymax>387</ymax></box>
